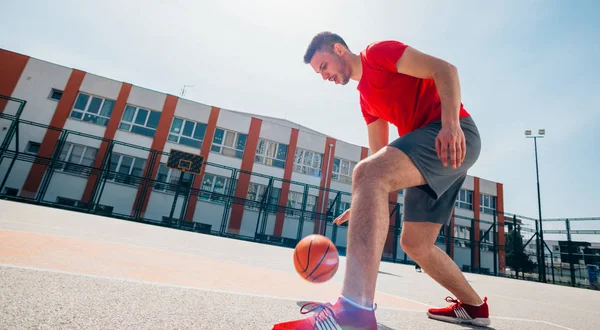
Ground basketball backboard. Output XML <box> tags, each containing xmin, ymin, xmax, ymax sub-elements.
<box><xmin>166</xmin><ymin>149</ymin><xmax>204</xmax><ymax>174</ymax></box>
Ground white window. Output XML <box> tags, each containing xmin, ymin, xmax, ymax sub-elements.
<box><xmin>286</xmin><ymin>191</ymin><xmax>317</xmax><ymax>216</ymax></box>
<box><xmin>25</xmin><ymin>141</ymin><xmax>41</xmax><ymax>154</ymax></box>
<box><xmin>255</xmin><ymin>139</ymin><xmax>288</xmax><ymax>168</ymax></box>
<box><xmin>211</xmin><ymin>128</ymin><xmax>247</xmax><ymax>158</ymax></box>
<box><xmin>168</xmin><ymin>117</ymin><xmax>207</xmax><ymax>149</ymax></box>
<box><xmin>455</xmin><ymin>189</ymin><xmax>473</xmax><ymax>210</ymax></box>
<box><xmin>332</xmin><ymin>157</ymin><xmax>356</xmax><ymax>184</ymax></box>
<box><xmin>246</xmin><ymin>183</ymin><xmax>281</xmax><ymax>211</ymax></box>
<box><xmin>154</xmin><ymin>163</ymin><xmax>194</xmax><ymax>192</ymax></box>
<box><xmin>49</xmin><ymin>89</ymin><xmax>63</xmax><ymax>101</ymax></box>
<box><xmin>107</xmin><ymin>153</ymin><xmax>147</xmax><ymax>185</ymax></box>
<box><xmin>57</xmin><ymin>142</ymin><xmax>99</xmax><ymax>176</ymax></box>
<box><xmin>480</xmin><ymin>229</ymin><xmax>493</xmax><ymax>244</ymax></box>
<box><xmin>293</xmin><ymin>148</ymin><xmax>323</xmax><ymax>177</ymax></box>
<box><xmin>327</xmin><ymin>198</ymin><xmax>350</xmax><ymax>216</ymax></box>
<box><xmin>286</xmin><ymin>191</ymin><xmax>303</xmax><ymax>216</ymax></box>
<box><xmin>118</xmin><ymin>105</ymin><xmax>161</xmax><ymax>138</ymax></box>
<box><xmin>454</xmin><ymin>225</ymin><xmax>471</xmax><ymax>248</ymax></box>
<box><xmin>306</xmin><ymin>194</ymin><xmax>318</xmax><ymax>212</ymax></box>
<box><xmin>199</xmin><ymin>173</ymin><xmax>229</xmax><ymax>203</ymax></box>
<box><xmin>480</xmin><ymin>193</ymin><xmax>497</xmax><ymax>215</ymax></box>
<box><xmin>70</xmin><ymin>93</ymin><xmax>115</xmax><ymax>126</ymax></box>
<box><xmin>436</xmin><ymin>226</ymin><xmax>446</xmax><ymax>244</ymax></box>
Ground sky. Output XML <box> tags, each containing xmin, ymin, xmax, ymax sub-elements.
<box><xmin>1</xmin><ymin>0</ymin><xmax>599</xmax><ymax>220</ymax></box>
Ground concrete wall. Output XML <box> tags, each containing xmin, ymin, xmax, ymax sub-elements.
<box><xmin>455</xmin><ymin>247</ymin><xmax>471</xmax><ymax>270</ymax></box>
<box><xmin>43</xmin><ymin>172</ymin><xmax>87</xmax><ymax>203</ymax></box>
<box><xmin>97</xmin><ymin>182</ymin><xmax>139</xmax><ymax>216</ymax></box>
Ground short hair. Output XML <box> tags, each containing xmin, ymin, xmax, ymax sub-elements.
<box><xmin>303</xmin><ymin>32</ymin><xmax>349</xmax><ymax>64</ymax></box>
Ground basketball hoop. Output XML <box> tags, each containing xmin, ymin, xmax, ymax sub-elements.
<box><xmin>166</xmin><ymin>149</ymin><xmax>204</xmax><ymax>174</ymax></box>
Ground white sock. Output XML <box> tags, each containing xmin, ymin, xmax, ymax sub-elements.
<box><xmin>341</xmin><ymin>296</ymin><xmax>375</xmax><ymax>311</ymax></box>
<box><xmin>470</xmin><ymin>302</ymin><xmax>484</xmax><ymax>307</ymax></box>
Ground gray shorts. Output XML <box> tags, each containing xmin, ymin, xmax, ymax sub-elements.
<box><xmin>389</xmin><ymin>116</ymin><xmax>481</xmax><ymax>226</ymax></box>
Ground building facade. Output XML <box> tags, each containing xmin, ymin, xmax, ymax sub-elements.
<box><xmin>0</xmin><ymin>48</ymin><xmax>506</xmax><ymax>272</ymax></box>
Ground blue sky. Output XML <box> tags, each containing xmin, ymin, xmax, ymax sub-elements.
<box><xmin>1</xmin><ymin>0</ymin><xmax>599</xmax><ymax>220</ymax></box>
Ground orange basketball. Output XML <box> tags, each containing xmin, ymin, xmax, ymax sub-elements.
<box><xmin>293</xmin><ymin>234</ymin><xmax>339</xmax><ymax>283</ymax></box>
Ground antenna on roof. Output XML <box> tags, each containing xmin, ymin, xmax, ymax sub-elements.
<box><xmin>180</xmin><ymin>85</ymin><xmax>193</xmax><ymax>97</ymax></box>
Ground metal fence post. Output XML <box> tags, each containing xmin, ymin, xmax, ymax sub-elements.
<box><xmin>392</xmin><ymin>203</ymin><xmax>400</xmax><ymax>262</ymax></box>
<box><xmin>550</xmin><ymin>247</ymin><xmax>555</xmax><ymax>284</ymax></box>
<box><xmin>296</xmin><ymin>184</ymin><xmax>310</xmax><ymax>241</ymax></box>
<box><xmin>92</xmin><ymin>141</ymin><xmax>114</xmax><ymax>210</ymax></box>
<box><xmin>512</xmin><ymin>215</ymin><xmax>520</xmax><ymax>279</ymax></box>
<box><xmin>471</xmin><ymin>217</ymin><xmax>475</xmax><ymax>272</ymax></box>
<box><xmin>219</xmin><ymin>168</ymin><xmax>238</xmax><ymax>235</ymax></box>
<box><xmin>445</xmin><ymin>221</ymin><xmax>452</xmax><ymax>256</ymax></box>
<box><xmin>493</xmin><ymin>211</ymin><xmax>498</xmax><ymax>276</ymax></box>
<box><xmin>566</xmin><ymin>218</ymin><xmax>576</xmax><ymax>287</ymax></box>
<box><xmin>37</xmin><ymin>129</ymin><xmax>69</xmax><ymax>202</ymax></box>
<box><xmin>535</xmin><ymin>217</ymin><xmax>542</xmax><ymax>281</ymax></box>
<box><xmin>167</xmin><ymin>173</ymin><xmax>185</xmax><ymax>225</ymax></box>
<box><xmin>0</xmin><ymin>98</ymin><xmax>26</xmax><ymax>160</ymax></box>
<box><xmin>132</xmin><ymin>149</ymin><xmax>159</xmax><ymax>221</ymax></box>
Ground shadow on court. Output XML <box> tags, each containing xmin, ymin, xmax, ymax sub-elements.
<box><xmin>378</xmin><ymin>270</ymin><xmax>403</xmax><ymax>278</ymax></box>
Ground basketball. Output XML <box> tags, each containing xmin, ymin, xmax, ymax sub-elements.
<box><xmin>293</xmin><ymin>234</ymin><xmax>339</xmax><ymax>283</ymax></box>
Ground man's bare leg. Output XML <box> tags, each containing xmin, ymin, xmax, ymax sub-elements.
<box><xmin>401</xmin><ymin>221</ymin><xmax>483</xmax><ymax>305</ymax></box>
<box><xmin>340</xmin><ymin>147</ymin><xmax>427</xmax><ymax>307</ymax></box>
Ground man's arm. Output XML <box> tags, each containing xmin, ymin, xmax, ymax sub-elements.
<box><xmin>395</xmin><ymin>46</ymin><xmax>465</xmax><ymax>168</ymax></box>
<box><xmin>367</xmin><ymin>118</ymin><xmax>389</xmax><ymax>154</ymax></box>
<box><xmin>395</xmin><ymin>46</ymin><xmax>461</xmax><ymax>127</ymax></box>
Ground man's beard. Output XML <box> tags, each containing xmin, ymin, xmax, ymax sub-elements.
<box><xmin>338</xmin><ymin>60</ymin><xmax>351</xmax><ymax>85</ymax></box>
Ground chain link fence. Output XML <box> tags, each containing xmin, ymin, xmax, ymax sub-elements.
<box><xmin>1</xmin><ymin>95</ymin><xmax>598</xmax><ymax>290</ymax></box>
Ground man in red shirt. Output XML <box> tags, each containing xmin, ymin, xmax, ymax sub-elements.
<box><xmin>273</xmin><ymin>32</ymin><xmax>489</xmax><ymax>329</ymax></box>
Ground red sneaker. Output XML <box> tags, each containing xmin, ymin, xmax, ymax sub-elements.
<box><xmin>427</xmin><ymin>296</ymin><xmax>490</xmax><ymax>327</ymax></box>
<box><xmin>273</xmin><ymin>297</ymin><xmax>377</xmax><ymax>330</ymax></box>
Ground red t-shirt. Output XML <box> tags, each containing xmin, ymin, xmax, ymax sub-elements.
<box><xmin>357</xmin><ymin>40</ymin><xmax>470</xmax><ymax>136</ymax></box>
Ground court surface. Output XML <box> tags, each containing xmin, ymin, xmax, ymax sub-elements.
<box><xmin>1</xmin><ymin>200</ymin><xmax>598</xmax><ymax>330</ymax></box>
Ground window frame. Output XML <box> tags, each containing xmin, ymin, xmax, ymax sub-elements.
<box><xmin>199</xmin><ymin>173</ymin><xmax>230</xmax><ymax>203</ymax></box>
<box><xmin>106</xmin><ymin>153</ymin><xmax>147</xmax><ymax>185</ymax></box>
<box><xmin>56</xmin><ymin>142</ymin><xmax>99</xmax><ymax>176</ymax></box>
<box><xmin>25</xmin><ymin>141</ymin><xmax>41</xmax><ymax>154</ymax></box>
<box><xmin>286</xmin><ymin>191</ymin><xmax>317</xmax><ymax>217</ymax></box>
<box><xmin>168</xmin><ymin>117</ymin><xmax>207</xmax><ymax>149</ymax></box>
<box><xmin>479</xmin><ymin>193</ymin><xmax>497</xmax><ymax>215</ymax></box>
<box><xmin>245</xmin><ymin>182</ymin><xmax>281</xmax><ymax>211</ymax></box>
<box><xmin>293</xmin><ymin>148</ymin><xmax>323</xmax><ymax>177</ymax></box>
<box><xmin>210</xmin><ymin>128</ymin><xmax>247</xmax><ymax>159</ymax></box>
<box><xmin>118</xmin><ymin>104</ymin><xmax>161</xmax><ymax>138</ymax></box>
<box><xmin>255</xmin><ymin>138</ymin><xmax>288</xmax><ymax>169</ymax></box>
<box><xmin>454</xmin><ymin>225</ymin><xmax>471</xmax><ymax>248</ymax></box>
<box><xmin>331</xmin><ymin>157</ymin><xmax>356</xmax><ymax>184</ymax></box>
<box><xmin>48</xmin><ymin>88</ymin><xmax>63</xmax><ymax>101</ymax></box>
<box><xmin>455</xmin><ymin>189</ymin><xmax>474</xmax><ymax>210</ymax></box>
<box><xmin>69</xmin><ymin>92</ymin><xmax>116</xmax><ymax>127</ymax></box>
<box><xmin>327</xmin><ymin>198</ymin><xmax>351</xmax><ymax>217</ymax></box>
<box><xmin>154</xmin><ymin>163</ymin><xmax>194</xmax><ymax>192</ymax></box>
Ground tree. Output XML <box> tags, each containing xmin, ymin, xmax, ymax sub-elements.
<box><xmin>506</xmin><ymin>225</ymin><xmax>536</xmax><ymax>279</ymax></box>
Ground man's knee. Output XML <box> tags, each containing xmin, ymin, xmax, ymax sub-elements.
<box><xmin>352</xmin><ymin>158</ymin><xmax>387</xmax><ymax>189</ymax></box>
<box><xmin>400</xmin><ymin>231</ymin><xmax>432</xmax><ymax>259</ymax></box>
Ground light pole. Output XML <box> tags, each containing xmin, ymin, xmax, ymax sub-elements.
<box><xmin>525</xmin><ymin>129</ymin><xmax>546</xmax><ymax>283</ymax></box>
